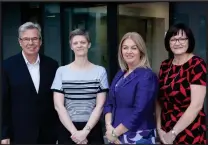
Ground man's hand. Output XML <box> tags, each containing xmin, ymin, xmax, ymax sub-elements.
<box><xmin>71</xmin><ymin>130</ymin><xmax>89</xmax><ymax>144</ymax></box>
<box><xmin>1</xmin><ymin>139</ymin><xmax>10</xmax><ymax>144</ymax></box>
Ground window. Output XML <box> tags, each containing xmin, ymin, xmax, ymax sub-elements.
<box><xmin>118</xmin><ymin>2</ymin><xmax>169</xmax><ymax>73</ymax></box>
<box><xmin>62</xmin><ymin>6</ymin><xmax>108</xmax><ymax>69</ymax></box>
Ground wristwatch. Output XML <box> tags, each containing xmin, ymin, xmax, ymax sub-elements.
<box><xmin>112</xmin><ymin>129</ymin><xmax>118</xmax><ymax>138</ymax></box>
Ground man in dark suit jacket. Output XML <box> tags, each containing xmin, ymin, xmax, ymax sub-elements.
<box><xmin>1</xmin><ymin>22</ymin><xmax>59</xmax><ymax>144</ymax></box>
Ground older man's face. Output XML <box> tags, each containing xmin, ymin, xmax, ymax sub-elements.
<box><xmin>19</xmin><ymin>28</ymin><xmax>42</xmax><ymax>56</ymax></box>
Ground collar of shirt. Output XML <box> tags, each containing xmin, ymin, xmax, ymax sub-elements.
<box><xmin>22</xmin><ymin>51</ymin><xmax>40</xmax><ymax>65</ymax></box>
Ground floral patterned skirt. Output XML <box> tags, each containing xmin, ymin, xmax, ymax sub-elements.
<box><xmin>118</xmin><ymin>129</ymin><xmax>157</xmax><ymax>144</ymax></box>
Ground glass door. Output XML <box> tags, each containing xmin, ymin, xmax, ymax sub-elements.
<box><xmin>118</xmin><ymin>2</ymin><xmax>169</xmax><ymax>74</ymax></box>
<box><xmin>62</xmin><ymin>5</ymin><xmax>108</xmax><ymax>69</ymax></box>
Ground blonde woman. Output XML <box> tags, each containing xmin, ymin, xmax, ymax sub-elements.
<box><xmin>104</xmin><ymin>32</ymin><xmax>158</xmax><ymax>144</ymax></box>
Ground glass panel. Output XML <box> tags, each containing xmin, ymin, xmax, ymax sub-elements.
<box><xmin>172</xmin><ymin>13</ymin><xmax>189</xmax><ymax>26</ymax></box>
<box><xmin>63</xmin><ymin>6</ymin><xmax>108</xmax><ymax>69</ymax></box>
<box><xmin>2</xmin><ymin>3</ymin><xmax>21</xmax><ymax>60</ymax></box>
<box><xmin>118</xmin><ymin>2</ymin><xmax>169</xmax><ymax>74</ymax></box>
<box><xmin>43</xmin><ymin>3</ymin><xmax>62</xmax><ymax>65</ymax></box>
<box><xmin>197</xmin><ymin>15</ymin><xmax>207</xmax><ymax>62</ymax></box>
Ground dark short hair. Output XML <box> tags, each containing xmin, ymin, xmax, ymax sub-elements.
<box><xmin>164</xmin><ymin>23</ymin><xmax>195</xmax><ymax>53</ymax></box>
<box><xmin>69</xmin><ymin>28</ymin><xmax>90</xmax><ymax>43</ymax></box>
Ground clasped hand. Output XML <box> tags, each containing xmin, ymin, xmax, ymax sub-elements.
<box><xmin>158</xmin><ymin>129</ymin><xmax>176</xmax><ymax>144</ymax></box>
<box><xmin>105</xmin><ymin>125</ymin><xmax>121</xmax><ymax>144</ymax></box>
<box><xmin>71</xmin><ymin>130</ymin><xmax>89</xmax><ymax>144</ymax></box>
<box><xmin>1</xmin><ymin>139</ymin><xmax>10</xmax><ymax>144</ymax></box>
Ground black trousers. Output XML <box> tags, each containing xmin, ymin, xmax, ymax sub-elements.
<box><xmin>58</xmin><ymin>122</ymin><xmax>104</xmax><ymax>144</ymax></box>
<box><xmin>37</xmin><ymin>124</ymin><xmax>58</xmax><ymax>144</ymax></box>
<box><xmin>11</xmin><ymin>126</ymin><xmax>58</xmax><ymax>144</ymax></box>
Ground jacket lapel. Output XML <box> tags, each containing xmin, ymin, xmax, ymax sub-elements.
<box><xmin>121</xmin><ymin>69</ymin><xmax>139</xmax><ymax>87</ymax></box>
<box><xmin>109</xmin><ymin>70</ymin><xmax>125</xmax><ymax>97</ymax></box>
<box><xmin>18</xmin><ymin>52</ymin><xmax>38</xmax><ymax>95</ymax></box>
<box><xmin>111</xmin><ymin>70</ymin><xmax>125</xmax><ymax>89</ymax></box>
<box><xmin>38</xmin><ymin>54</ymin><xmax>47</xmax><ymax>95</ymax></box>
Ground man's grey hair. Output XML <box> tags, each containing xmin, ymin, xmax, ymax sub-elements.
<box><xmin>18</xmin><ymin>22</ymin><xmax>42</xmax><ymax>39</ymax></box>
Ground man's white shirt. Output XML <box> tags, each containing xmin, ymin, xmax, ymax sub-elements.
<box><xmin>22</xmin><ymin>51</ymin><xmax>40</xmax><ymax>93</ymax></box>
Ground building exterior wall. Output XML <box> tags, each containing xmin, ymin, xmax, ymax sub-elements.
<box><xmin>171</xmin><ymin>2</ymin><xmax>207</xmax><ymax>62</ymax></box>
<box><xmin>44</xmin><ymin>4</ymin><xmax>62</xmax><ymax>65</ymax></box>
<box><xmin>2</xmin><ymin>3</ymin><xmax>21</xmax><ymax>60</ymax></box>
<box><xmin>118</xmin><ymin>2</ymin><xmax>169</xmax><ymax>74</ymax></box>
<box><xmin>2</xmin><ymin>2</ymin><xmax>169</xmax><ymax>78</ymax></box>
<box><xmin>1</xmin><ymin>1</ymin><xmax>207</xmax><ymax>142</ymax></box>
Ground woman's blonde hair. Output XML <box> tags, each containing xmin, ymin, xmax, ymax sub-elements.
<box><xmin>118</xmin><ymin>32</ymin><xmax>151</xmax><ymax>71</ymax></box>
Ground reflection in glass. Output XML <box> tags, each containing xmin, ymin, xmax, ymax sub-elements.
<box><xmin>44</xmin><ymin>3</ymin><xmax>62</xmax><ymax>64</ymax></box>
<box><xmin>63</xmin><ymin>6</ymin><xmax>108</xmax><ymax>69</ymax></box>
<box><xmin>118</xmin><ymin>3</ymin><xmax>169</xmax><ymax>73</ymax></box>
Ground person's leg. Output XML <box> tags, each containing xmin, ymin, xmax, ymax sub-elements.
<box><xmin>37</xmin><ymin>125</ymin><xmax>58</xmax><ymax>144</ymax></box>
<box><xmin>87</xmin><ymin>122</ymin><xmax>104</xmax><ymax>144</ymax></box>
<box><xmin>57</xmin><ymin>123</ymin><xmax>74</xmax><ymax>144</ymax></box>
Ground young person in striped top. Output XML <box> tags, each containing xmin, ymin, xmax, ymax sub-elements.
<box><xmin>51</xmin><ymin>29</ymin><xmax>109</xmax><ymax>144</ymax></box>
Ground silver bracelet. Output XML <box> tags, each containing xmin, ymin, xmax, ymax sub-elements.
<box><xmin>171</xmin><ymin>129</ymin><xmax>177</xmax><ymax>137</ymax></box>
<box><xmin>111</xmin><ymin>129</ymin><xmax>118</xmax><ymax>138</ymax></box>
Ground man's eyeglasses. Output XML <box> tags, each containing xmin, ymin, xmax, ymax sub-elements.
<box><xmin>170</xmin><ymin>38</ymin><xmax>188</xmax><ymax>44</ymax></box>
<box><xmin>19</xmin><ymin>37</ymin><xmax>40</xmax><ymax>43</ymax></box>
